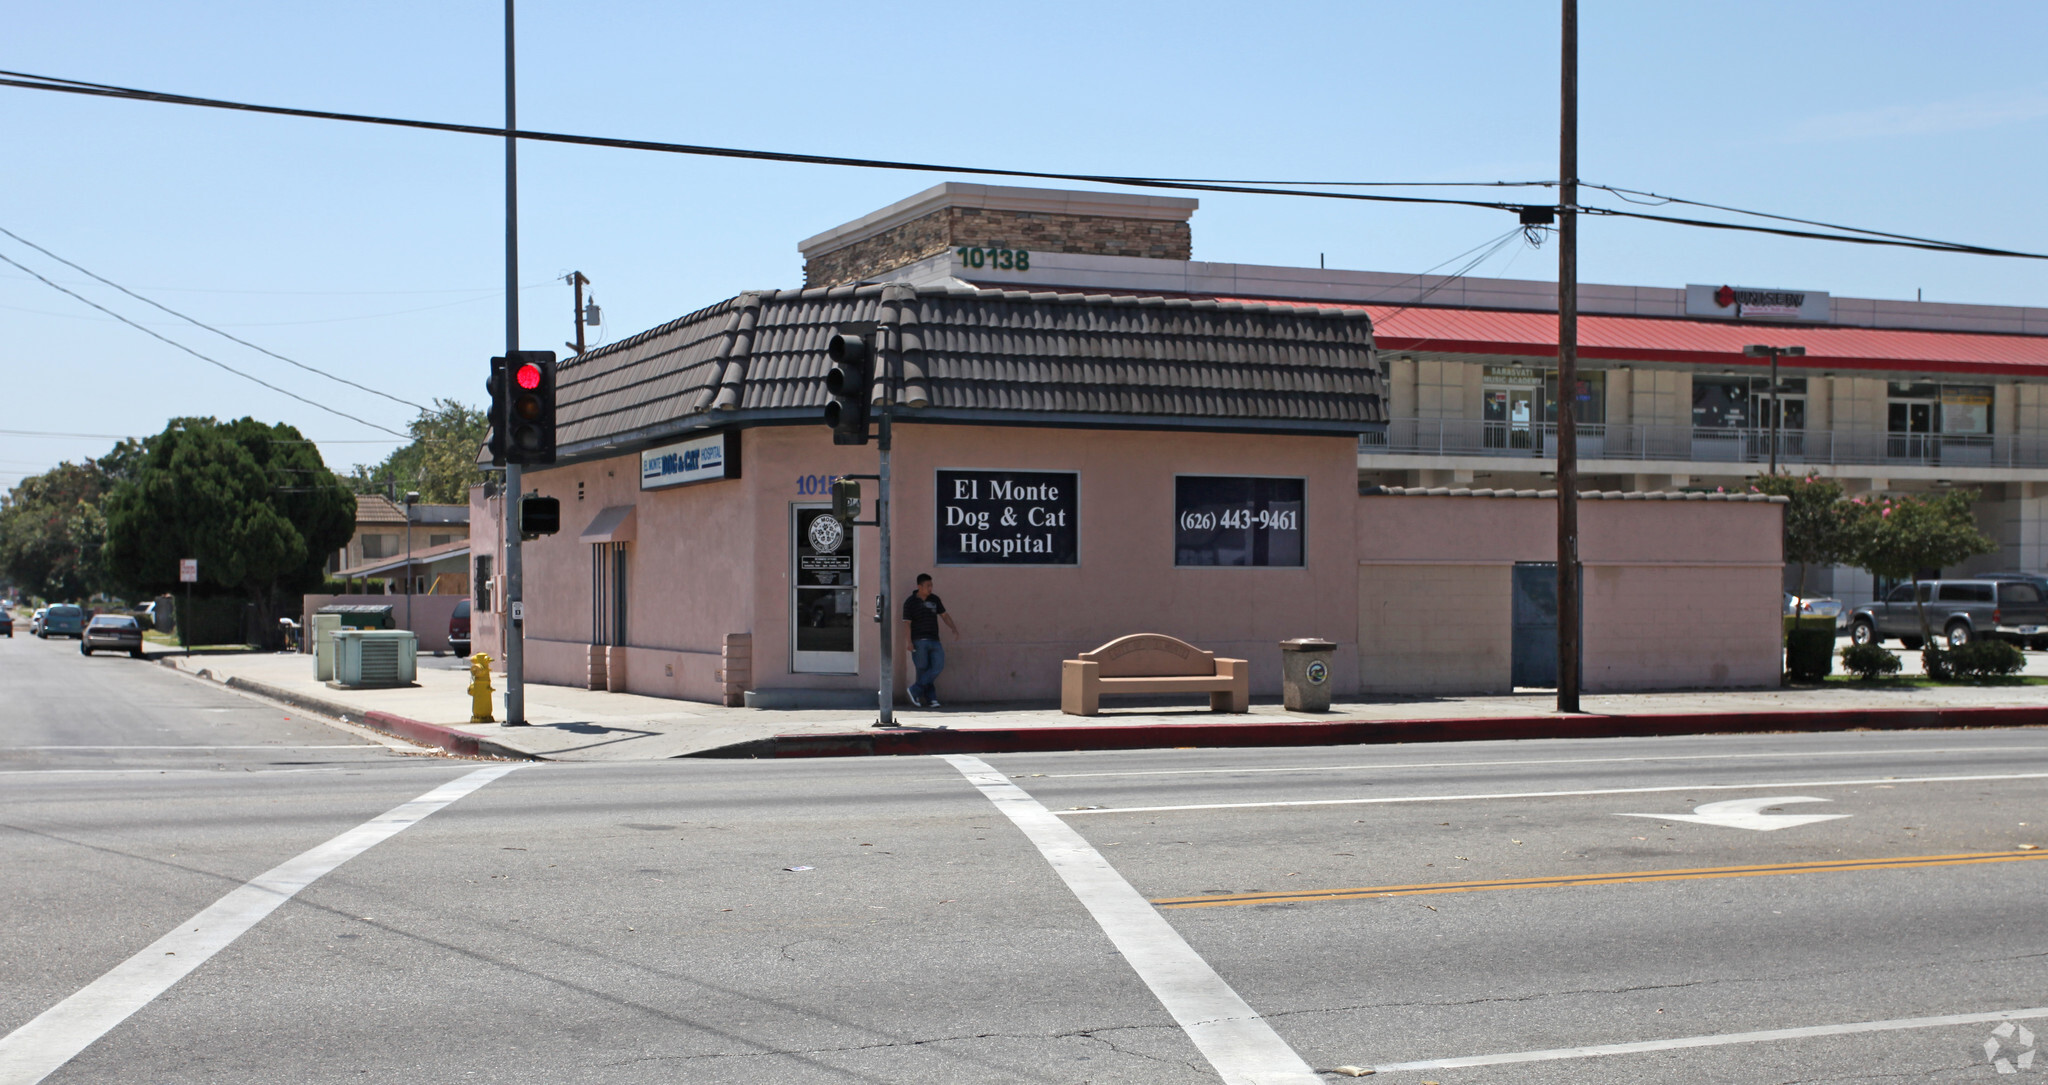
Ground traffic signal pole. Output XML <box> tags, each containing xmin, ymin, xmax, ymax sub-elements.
<box><xmin>502</xmin><ymin>0</ymin><xmax>526</xmax><ymax>726</ymax></box>
<box><xmin>876</xmin><ymin>328</ymin><xmax>894</xmax><ymax>729</ymax></box>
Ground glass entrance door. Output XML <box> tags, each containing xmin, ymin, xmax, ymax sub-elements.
<box><xmin>1888</xmin><ymin>400</ymin><xmax>1934</xmax><ymax>461</ymax></box>
<box><xmin>792</xmin><ymin>505</ymin><xmax>858</xmax><ymax>673</ymax></box>
<box><xmin>1484</xmin><ymin>387</ymin><xmax>1537</xmax><ymax>451</ymax></box>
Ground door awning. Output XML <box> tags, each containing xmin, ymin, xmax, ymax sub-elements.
<box><xmin>580</xmin><ymin>505</ymin><xmax>637</xmax><ymax>543</ymax></box>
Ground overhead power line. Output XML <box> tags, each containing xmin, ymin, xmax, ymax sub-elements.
<box><xmin>0</xmin><ymin>250</ymin><xmax>410</xmax><ymax>439</ymax></box>
<box><xmin>3</xmin><ymin>68</ymin><xmax>2044</xmax><ymax>261</ymax></box>
<box><xmin>0</xmin><ymin>225</ymin><xmax>427</xmax><ymax>412</ymax></box>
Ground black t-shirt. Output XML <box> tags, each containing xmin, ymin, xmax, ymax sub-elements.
<box><xmin>903</xmin><ymin>592</ymin><xmax>946</xmax><ymax>641</ymax></box>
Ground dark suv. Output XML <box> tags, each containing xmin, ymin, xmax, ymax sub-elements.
<box><xmin>1848</xmin><ymin>579</ymin><xmax>2048</xmax><ymax>650</ymax></box>
<box><xmin>449</xmin><ymin>598</ymin><xmax>472</xmax><ymax>656</ymax></box>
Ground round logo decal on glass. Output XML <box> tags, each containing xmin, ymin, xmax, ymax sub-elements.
<box><xmin>807</xmin><ymin>514</ymin><xmax>846</xmax><ymax>555</ymax></box>
<box><xmin>1305</xmin><ymin>659</ymin><xmax>1329</xmax><ymax>686</ymax></box>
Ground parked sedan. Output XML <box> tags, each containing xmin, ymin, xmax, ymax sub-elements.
<box><xmin>81</xmin><ymin>614</ymin><xmax>145</xmax><ymax>658</ymax></box>
<box><xmin>29</xmin><ymin>607</ymin><xmax>47</xmax><ymax>636</ymax></box>
<box><xmin>0</xmin><ymin>609</ymin><xmax>12</xmax><ymax>637</ymax></box>
<box><xmin>1785</xmin><ymin>593</ymin><xmax>1844</xmax><ymax>623</ymax></box>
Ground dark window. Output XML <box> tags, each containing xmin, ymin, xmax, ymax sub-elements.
<box><xmin>1998</xmin><ymin>583</ymin><xmax>2041</xmax><ymax>604</ymax></box>
<box><xmin>1886</xmin><ymin>584</ymin><xmax>1918</xmax><ymax>603</ymax></box>
<box><xmin>1936</xmin><ymin>583</ymin><xmax>1993</xmax><ymax>603</ymax></box>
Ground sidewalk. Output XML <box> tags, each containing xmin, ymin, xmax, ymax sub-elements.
<box><xmin>154</xmin><ymin>647</ymin><xmax>2048</xmax><ymax>762</ymax></box>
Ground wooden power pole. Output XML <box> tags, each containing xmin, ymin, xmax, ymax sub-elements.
<box><xmin>1556</xmin><ymin>0</ymin><xmax>1582</xmax><ymax>713</ymax></box>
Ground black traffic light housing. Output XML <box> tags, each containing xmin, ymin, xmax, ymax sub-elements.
<box><xmin>830</xmin><ymin>477</ymin><xmax>861</xmax><ymax>524</ymax></box>
<box><xmin>485</xmin><ymin>356</ymin><xmax>508</xmax><ymax>466</ymax></box>
<box><xmin>823</xmin><ymin>333</ymin><xmax>872</xmax><ymax>445</ymax></box>
<box><xmin>500</xmin><ymin>350</ymin><xmax>558</xmax><ymax>465</ymax></box>
<box><xmin>520</xmin><ymin>495</ymin><xmax>561</xmax><ymax>540</ymax></box>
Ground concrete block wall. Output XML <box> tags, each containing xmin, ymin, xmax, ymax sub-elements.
<box><xmin>1356</xmin><ymin>564</ymin><xmax>1512</xmax><ymax>694</ymax></box>
<box><xmin>1582</xmin><ymin>563</ymin><xmax>1782</xmax><ymax>691</ymax></box>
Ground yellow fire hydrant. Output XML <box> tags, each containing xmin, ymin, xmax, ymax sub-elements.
<box><xmin>468</xmin><ymin>653</ymin><xmax>495</xmax><ymax>723</ymax></box>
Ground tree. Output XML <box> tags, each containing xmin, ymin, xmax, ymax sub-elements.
<box><xmin>1752</xmin><ymin>473</ymin><xmax>1860</xmax><ymax>598</ymax></box>
<box><xmin>0</xmin><ymin>459</ymin><xmax>118</xmax><ymax>602</ymax></box>
<box><xmin>1847</xmin><ymin>489</ymin><xmax>1997</xmax><ymax>643</ymax></box>
<box><xmin>347</xmin><ymin>399</ymin><xmax>489</xmax><ymax>505</ymax></box>
<box><xmin>102</xmin><ymin>418</ymin><xmax>355</xmax><ymax>644</ymax></box>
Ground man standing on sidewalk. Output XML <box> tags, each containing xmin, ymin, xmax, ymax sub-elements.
<box><xmin>902</xmin><ymin>573</ymin><xmax>959</xmax><ymax>708</ymax></box>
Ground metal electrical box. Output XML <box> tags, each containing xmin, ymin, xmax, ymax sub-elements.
<box><xmin>312</xmin><ymin>613</ymin><xmax>343</xmax><ymax>681</ymax></box>
<box><xmin>333</xmin><ymin>629</ymin><xmax>418</xmax><ymax>687</ymax></box>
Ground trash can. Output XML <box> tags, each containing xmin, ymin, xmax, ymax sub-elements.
<box><xmin>1278</xmin><ymin>638</ymin><xmax>1337</xmax><ymax>712</ymax></box>
<box><xmin>1783</xmin><ymin>615</ymin><xmax>1835</xmax><ymax>683</ymax></box>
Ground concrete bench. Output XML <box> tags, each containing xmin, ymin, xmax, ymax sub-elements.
<box><xmin>1061</xmin><ymin>634</ymin><xmax>1249</xmax><ymax>716</ymax></box>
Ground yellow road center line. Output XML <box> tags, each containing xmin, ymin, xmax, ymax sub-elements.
<box><xmin>1153</xmin><ymin>850</ymin><xmax>2048</xmax><ymax>909</ymax></box>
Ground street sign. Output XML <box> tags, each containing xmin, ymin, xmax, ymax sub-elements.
<box><xmin>1616</xmin><ymin>796</ymin><xmax>1849</xmax><ymax>832</ymax></box>
<box><xmin>179</xmin><ymin>559</ymin><xmax>198</xmax><ymax>583</ymax></box>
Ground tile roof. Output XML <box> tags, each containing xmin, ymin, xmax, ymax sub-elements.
<box><xmin>554</xmin><ymin>284</ymin><xmax>1384</xmax><ymax>456</ymax></box>
<box><xmin>1214</xmin><ymin>301</ymin><xmax>2048</xmax><ymax>379</ymax></box>
<box><xmin>1360</xmin><ymin>486</ymin><xmax>1787</xmax><ymax>502</ymax></box>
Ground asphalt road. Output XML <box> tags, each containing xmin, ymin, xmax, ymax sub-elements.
<box><xmin>3</xmin><ymin>629</ymin><xmax>2045</xmax><ymax>1084</ymax></box>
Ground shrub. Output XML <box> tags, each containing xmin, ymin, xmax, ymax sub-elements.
<box><xmin>1946</xmin><ymin>639</ymin><xmax>2027</xmax><ymax>679</ymax></box>
<box><xmin>1840</xmin><ymin>643</ymin><xmax>1902</xmax><ymax>680</ymax></box>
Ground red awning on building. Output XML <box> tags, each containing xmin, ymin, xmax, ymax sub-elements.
<box><xmin>1215</xmin><ymin>299</ymin><xmax>2048</xmax><ymax>378</ymax></box>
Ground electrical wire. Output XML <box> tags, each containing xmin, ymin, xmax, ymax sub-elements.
<box><xmin>0</xmin><ymin>70</ymin><xmax>1543</xmax><ymax>214</ymax></box>
<box><xmin>5</xmin><ymin>68</ymin><xmax>2043</xmax><ymax>260</ymax></box>
<box><xmin>1581</xmin><ymin>182</ymin><xmax>2009</xmax><ymax>251</ymax></box>
<box><xmin>0</xmin><ymin>250</ymin><xmax>410</xmax><ymax>439</ymax></box>
<box><xmin>0</xmin><ymin>225</ymin><xmax>426</xmax><ymax>412</ymax></box>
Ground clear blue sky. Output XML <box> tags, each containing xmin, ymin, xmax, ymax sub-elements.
<box><xmin>6</xmin><ymin>1</ymin><xmax>2046</xmax><ymax>485</ymax></box>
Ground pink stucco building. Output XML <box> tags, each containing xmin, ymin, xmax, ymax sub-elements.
<box><xmin>468</xmin><ymin>185</ymin><xmax>1788</xmax><ymax>708</ymax></box>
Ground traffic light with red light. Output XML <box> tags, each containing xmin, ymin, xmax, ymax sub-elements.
<box><xmin>494</xmin><ymin>350</ymin><xmax>558</xmax><ymax>466</ymax></box>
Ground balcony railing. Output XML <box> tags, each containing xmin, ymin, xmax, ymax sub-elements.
<box><xmin>1360</xmin><ymin>418</ymin><xmax>2048</xmax><ymax>469</ymax></box>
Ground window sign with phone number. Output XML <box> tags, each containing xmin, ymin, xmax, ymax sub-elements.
<box><xmin>956</xmin><ymin>247</ymin><xmax>1030</xmax><ymax>271</ymax></box>
<box><xmin>1174</xmin><ymin>476</ymin><xmax>1306</xmax><ymax>567</ymax></box>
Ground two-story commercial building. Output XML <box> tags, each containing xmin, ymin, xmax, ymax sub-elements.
<box><xmin>832</xmin><ymin>184</ymin><xmax>2048</xmax><ymax>613</ymax></box>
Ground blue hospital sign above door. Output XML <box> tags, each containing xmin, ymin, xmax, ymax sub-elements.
<box><xmin>936</xmin><ymin>469</ymin><xmax>1078</xmax><ymax>565</ymax></box>
<box><xmin>1174</xmin><ymin>476</ymin><xmax>1305</xmax><ymax>567</ymax></box>
<box><xmin>640</xmin><ymin>431</ymin><xmax>741</xmax><ymax>490</ymax></box>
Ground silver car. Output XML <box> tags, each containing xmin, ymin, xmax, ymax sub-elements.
<box><xmin>81</xmin><ymin>614</ymin><xmax>145</xmax><ymax>658</ymax></box>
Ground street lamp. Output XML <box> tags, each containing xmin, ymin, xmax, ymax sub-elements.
<box><xmin>1744</xmin><ymin>344</ymin><xmax>1806</xmax><ymax>475</ymax></box>
<box><xmin>404</xmin><ymin>491</ymin><xmax>419</xmax><ymax>633</ymax></box>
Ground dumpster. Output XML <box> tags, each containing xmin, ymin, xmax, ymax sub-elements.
<box><xmin>333</xmin><ymin>628</ymin><xmax>418</xmax><ymax>688</ymax></box>
<box><xmin>1278</xmin><ymin>638</ymin><xmax>1337</xmax><ymax>712</ymax></box>
<box><xmin>316</xmin><ymin>603</ymin><xmax>396</xmax><ymax>630</ymax></box>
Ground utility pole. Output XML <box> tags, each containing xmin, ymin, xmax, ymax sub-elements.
<box><xmin>501</xmin><ymin>0</ymin><xmax>527</xmax><ymax>726</ymax></box>
<box><xmin>566</xmin><ymin>271</ymin><xmax>589</xmax><ymax>355</ymax></box>
<box><xmin>1556</xmin><ymin>0</ymin><xmax>1582</xmax><ymax>714</ymax></box>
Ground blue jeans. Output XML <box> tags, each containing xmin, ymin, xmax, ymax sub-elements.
<box><xmin>910</xmin><ymin>639</ymin><xmax>945</xmax><ymax>703</ymax></box>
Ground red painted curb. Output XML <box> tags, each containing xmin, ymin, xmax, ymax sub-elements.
<box><xmin>737</xmin><ymin>703</ymin><xmax>2048</xmax><ymax>759</ymax></box>
<box><xmin>362</xmin><ymin>710</ymin><xmax>486</xmax><ymax>757</ymax></box>
<box><xmin>360</xmin><ymin>711</ymin><xmax>534</xmax><ymax>760</ymax></box>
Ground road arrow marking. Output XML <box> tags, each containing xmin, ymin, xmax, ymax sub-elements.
<box><xmin>1617</xmin><ymin>796</ymin><xmax>1849</xmax><ymax>832</ymax></box>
